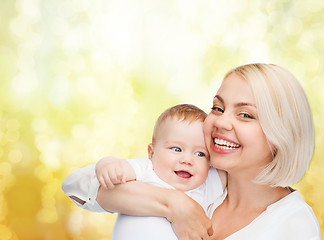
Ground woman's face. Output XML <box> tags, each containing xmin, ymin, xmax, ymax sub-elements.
<box><xmin>203</xmin><ymin>73</ymin><xmax>272</xmax><ymax>177</ymax></box>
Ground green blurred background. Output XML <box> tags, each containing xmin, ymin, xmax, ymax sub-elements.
<box><xmin>0</xmin><ymin>0</ymin><xmax>323</xmax><ymax>239</ymax></box>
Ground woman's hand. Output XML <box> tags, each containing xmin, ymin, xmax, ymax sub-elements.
<box><xmin>166</xmin><ymin>190</ymin><xmax>213</xmax><ymax>240</ymax></box>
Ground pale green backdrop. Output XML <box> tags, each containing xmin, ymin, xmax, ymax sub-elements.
<box><xmin>0</xmin><ymin>0</ymin><xmax>323</xmax><ymax>239</ymax></box>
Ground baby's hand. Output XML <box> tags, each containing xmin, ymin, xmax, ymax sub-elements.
<box><xmin>95</xmin><ymin>157</ymin><xmax>135</xmax><ymax>189</ymax></box>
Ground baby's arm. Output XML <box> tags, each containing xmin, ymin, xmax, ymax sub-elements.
<box><xmin>96</xmin><ymin>157</ymin><xmax>136</xmax><ymax>189</ymax></box>
<box><xmin>61</xmin><ymin>156</ymin><xmax>136</xmax><ymax>212</ymax></box>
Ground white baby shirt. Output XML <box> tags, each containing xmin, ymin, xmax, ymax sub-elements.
<box><xmin>62</xmin><ymin>158</ymin><xmax>224</xmax><ymax>239</ymax></box>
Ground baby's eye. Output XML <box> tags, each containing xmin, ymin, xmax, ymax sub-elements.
<box><xmin>195</xmin><ymin>152</ymin><xmax>205</xmax><ymax>157</ymax></box>
<box><xmin>211</xmin><ymin>106</ymin><xmax>224</xmax><ymax>113</ymax></box>
<box><xmin>171</xmin><ymin>147</ymin><xmax>182</xmax><ymax>152</ymax></box>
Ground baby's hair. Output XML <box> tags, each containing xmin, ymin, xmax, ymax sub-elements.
<box><xmin>152</xmin><ymin>104</ymin><xmax>207</xmax><ymax>145</ymax></box>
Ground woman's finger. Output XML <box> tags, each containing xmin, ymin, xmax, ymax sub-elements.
<box><xmin>207</xmin><ymin>224</ymin><xmax>213</xmax><ymax>237</ymax></box>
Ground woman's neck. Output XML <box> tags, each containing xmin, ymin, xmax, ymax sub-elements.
<box><xmin>225</xmin><ymin>173</ymin><xmax>291</xmax><ymax>211</ymax></box>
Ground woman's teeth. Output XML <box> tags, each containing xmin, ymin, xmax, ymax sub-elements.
<box><xmin>214</xmin><ymin>138</ymin><xmax>240</xmax><ymax>150</ymax></box>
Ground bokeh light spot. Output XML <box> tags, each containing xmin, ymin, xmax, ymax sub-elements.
<box><xmin>5</xmin><ymin>130</ymin><xmax>20</xmax><ymax>142</ymax></box>
<box><xmin>8</xmin><ymin>149</ymin><xmax>23</xmax><ymax>163</ymax></box>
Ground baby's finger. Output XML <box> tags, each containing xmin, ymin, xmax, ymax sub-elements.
<box><xmin>114</xmin><ymin>167</ymin><xmax>125</xmax><ymax>184</ymax></box>
<box><xmin>103</xmin><ymin>173</ymin><xmax>115</xmax><ymax>189</ymax></box>
<box><xmin>120</xmin><ymin>164</ymin><xmax>128</xmax><ymax>184</ymax></box>
<box><xmin>120</xmin><ymin>175</ymin><xmax>127</xmax><ymax>184</ymax></box>
<box><xmin>109</xmin><ymin>169</ymin><xmax>120</xmax><ymax>185</ymax></box>
<box><xmin>97</xmin><ymin>175</ymin><xmax>108</xmax><ymax>189</ymax></box>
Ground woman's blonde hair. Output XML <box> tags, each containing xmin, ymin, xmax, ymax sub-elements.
<box><xmin>225</xmin><ymin>63</ymin><xmax>314</xmax><ymax>187</ymax></box>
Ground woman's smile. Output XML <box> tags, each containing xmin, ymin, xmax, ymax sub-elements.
<box><xmin>212</xmin><ymin>135</ymin><xmax>241</xmax><ymax>154</ymax></box>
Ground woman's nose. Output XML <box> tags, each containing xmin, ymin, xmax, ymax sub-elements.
<box><xmin>214</xmin><ymin>113</ymin><xmax>233</xmax><ymax>131</ymax></box>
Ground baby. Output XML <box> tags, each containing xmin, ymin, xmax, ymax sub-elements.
<box><xmin>62</xmin><ymin>104</ymin><xmax>226</xmax><ymax>239</ymax></box>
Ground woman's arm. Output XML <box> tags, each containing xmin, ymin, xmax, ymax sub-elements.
<box><xmin>97</xmin><ymin>181</ymin><xmax>213</xmax><ymax>240</ymax></box>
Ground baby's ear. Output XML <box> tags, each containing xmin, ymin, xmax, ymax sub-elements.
<box><xmin>147</xmin><ymin>143</ymin><xmax>154</xmax><ymax>160</ymax></box>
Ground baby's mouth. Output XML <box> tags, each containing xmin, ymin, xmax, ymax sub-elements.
<box><xmin>175</xmin><ymin>171</ymin><xmax>192</xmax><ymax>179</ymax></box>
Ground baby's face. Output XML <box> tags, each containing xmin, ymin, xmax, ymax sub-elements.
<box><xmin>148</xmin><ymin>118</ymin><xmax>210</xmax><ymax>191</ymax></box>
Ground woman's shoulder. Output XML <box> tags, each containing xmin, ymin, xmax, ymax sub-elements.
<box><xmin>267</xmin><ymin>190</ymin><xmax>315</xmax><ymax>215</ymax></box>
<box><xmin>225</xmin><ymin>190</ymin><xmax>321</xmax><ymax>239</ymax></box>
<box><xmin>264</xmin><ymin>190</ymin><xmax>321</xmax><ymax>238</ymax></box>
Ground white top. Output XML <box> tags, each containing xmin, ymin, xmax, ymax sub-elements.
<box><xmin>62</xmin><ymin>158</ymin><xmax>223</xmax><ymax>239</ymax></box>
<box><xmin>207</xmin><ymin>189</ymin><xmax>321</xmax><ymax>240</ymax></box>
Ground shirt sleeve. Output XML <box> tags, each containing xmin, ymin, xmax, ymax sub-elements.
<box><xmin>61</xmin><ymin>164</ymin><xmax>106</xmax><ymax>212</ymax></box>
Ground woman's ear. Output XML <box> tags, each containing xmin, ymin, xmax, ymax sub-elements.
<box><xmin>148</xmin><ymin>143</ymin><xmax>154</xmax><ymax>160</ymax></box>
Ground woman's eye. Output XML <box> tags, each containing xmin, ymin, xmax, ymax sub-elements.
<box><xmin>211</xmin><ymin>106</ymin><xmax>224</xmax><ymax>113</ymax></box>
<box><xmin>195</xmin><ymin>152</ymin><xmax>205</xmax><ymax>157</ymax></box>
<box><xmin>171</xmin><ymin>147</ymin><xmax>182</xmax><ymax>152</ymax></box>
<box><xmin>239</xmin><ymin>113</ymin><xmax>254</xmax><ymax>119</ymax></box>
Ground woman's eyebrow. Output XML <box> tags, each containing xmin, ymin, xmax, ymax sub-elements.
<box><xmin>214</xmin><ymin>95</ymin><xmax>224</xmax><ymax>103</ymax></box>
<box><xmin>234</xmin><ymin>102</ymin><xmax>256</xmax><ymax>108</ymax></box>
<box><xmin>214</xmin><ymin>95</ymin><xmax>256</xmax><ymax>108</ymax></box>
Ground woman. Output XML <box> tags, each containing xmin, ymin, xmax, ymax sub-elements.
<box><xmin>68</xmin><ymin>64</ymin><xmax>321</xmax><ymax>239</ymax></box>
<box><xmin>198</xmin><ymin>64</ymin><xmax>320</xmax><ymax>239</ymax></box>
